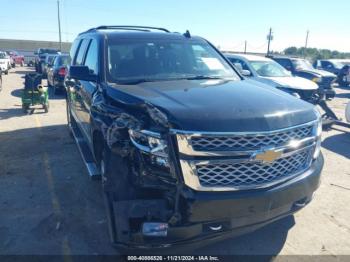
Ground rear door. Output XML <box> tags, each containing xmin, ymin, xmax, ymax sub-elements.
<box><xmin>68</xmin><ymin>38</ymin><xmax>90</xmax><ymax>134</ymax></box>
<box><xmin>77</xmin><ymin>38</ymin><xmax>99</xmax><ymax>140</ymax></box>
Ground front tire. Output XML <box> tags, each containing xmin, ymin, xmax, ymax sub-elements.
<box><xmin>100</xmin><ymin>146</ymin><xmax>135</xmax><ymax>244</ymax></box>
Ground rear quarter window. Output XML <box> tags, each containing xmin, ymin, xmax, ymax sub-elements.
<box><xmin>70</xmin><ymin>39</ymin><xmax>81</xmax><ymax>63</ymax></box>
<box><xmin>74</xmin><ymin>39</ymin><xmax>90</xmax><ymax>65</ymax></box>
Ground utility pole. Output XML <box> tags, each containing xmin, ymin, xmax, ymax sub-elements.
<box><xmin>57</xmin><ymin>0</ymin><xmax>62</xmax><ymax>51</ymax></box>
<box><xmin>303</xmin><ymin>30</ymin><xmax>309</xmax><ymax>58</ymax></box>
<box><xmin>244</xmin><ymin>40</ymin><xmax>247</xmax><ymax>54</ymax></box>
<box><xmin>267</xmin><ymin>27</ymin><xmax>273</xmax><ymax>55</ymax></box>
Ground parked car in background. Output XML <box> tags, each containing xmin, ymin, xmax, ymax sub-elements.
<box><xmin>271</xmin><ymin>56</ymin><xmax>336</xmax><ymax>100</ymax></box>
<box><xmin>0</xmin><ymin>51</ymin><xmax>11</xmax><ymax>74</ymax></box>
<box><xmin>5</xmin><ymin>50</ymin><xmax>24</xmax><ymax>67</ymax></box>
<box><xmin>313</xmin><ymin>59</ymin><xmax>350</xmax><ymax>86</ymax></box>
<box><xmin>42</xmin><ymin>54</ymin><xmax>58</xmax><ymax>78</ymax></box>
<box><xmin>65</xmin><ymin>25</ymin><xmax>324</xmax><ymax>249</ymax></box>
<box><xmin>313</xmin><ymin>59</ymin><xmax>345</xmax><ymax>75</ymax></box>
<box><xmin>34</xmin><ymin>48</ymin><xmax>60</xmax><ymax>73</ymax></box>
<box><xmin>225</xmin><ymin>53</ymin><xmax>319</xmax><ymax>102</ymax></box>
<box><xmin>337</xmin><ymin>63</ymin><xmax>350</xmax><ymax>87</ymax></box>
<box><xmin>4</xmin><ymin>52</ymin><xmax>14</xmax><ymax>67</ymax></box>
<box><xmin>47</xmin><ymin>54</ymin><xmax>71</xmax><ymax>93</ymax></box>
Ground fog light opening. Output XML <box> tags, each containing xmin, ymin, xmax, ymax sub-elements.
<box><xmin>142</xmin><ymin>222</ymin><xmax>168</xmax><ymax>237</ymax></box>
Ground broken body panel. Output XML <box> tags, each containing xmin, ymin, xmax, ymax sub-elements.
<box><xmin>67</xmin><ymin>78</ymin><xmax>323</xmax><ymax>249</ymax></box>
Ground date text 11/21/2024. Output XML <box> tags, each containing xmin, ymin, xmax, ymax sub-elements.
<box><xmin>127</xmin><ymin>256</ymin><xmax>220</xmax><ymax>261</ymax></box>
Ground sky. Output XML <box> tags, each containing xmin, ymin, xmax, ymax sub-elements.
<box><xmin>1</xmin><ymin>0</ymin><xmax>349</xmax><ymax>52</ymax></box>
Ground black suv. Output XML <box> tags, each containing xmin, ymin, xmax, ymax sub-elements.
<box><xmin>271</xmin><ymin>56</ymin><xmax>336</xmax><ymax>100</ymax></box>
<box><xmin>66</xmin><ymin>26</ymin><xmax>324</xmax><ymax>250</ymax></box>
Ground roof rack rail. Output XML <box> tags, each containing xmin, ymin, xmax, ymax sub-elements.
<box><xmin>81</xmin><ymin>25</ymin><xmax>170</xmax><ymax>34</ymax></box>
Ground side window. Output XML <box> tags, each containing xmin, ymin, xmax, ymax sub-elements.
<box><xmin>74</xmin><ymin>39</ymin><xmax>90</xmax><ymax>66</ymax></box>
<box><xmin>70</xmin><ymin>39</ymin><xmax>81</xmax><ymax>63</ymax></box>
<box><xmin>228</xmin><ymin>58</ymin><xmax>250</xmax><ymax>71</ymax></box>
<box><xmin>84</xmin><ymin>39</ymin><xmax>99</xmax><ymax>74</ymax></box>
<box><xmin>276</xmin><ymin>59</ymin><xmax>292</xmax><ymax>70</ymax></box>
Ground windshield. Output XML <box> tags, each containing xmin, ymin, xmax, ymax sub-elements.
<box><xmin>58</xmin><ymin>56</ymin><xmax>71</xmax><ymax>66</ymax></box>
<box><xmin>0</xmin><ymin>53</ymin><xmax>6</xmax><ymax>59</ymax></box>
<box><xmin>333</xmin><ymin>61</ymin><xmax>346</xmax><ymax>69</ymax></box>
<box><xmin>250</xmin><ymin>60</ymin><xmax>290</xmax><ymax>77</ymax></box>
<box><xmin>47</xmin><ymin>56</ymin><xmax>56</xmax><ymax>64</ymax></box>
<box><xmin>292</xmin><ymin>59</ymin><xmax>314</xmax><ymax>70</ymax></box>
<box><xmin>107</xmin><ymin>39</ymin><xmax>239</xmax><ymax>83</ymax></box>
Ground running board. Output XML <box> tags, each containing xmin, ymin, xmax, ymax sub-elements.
<box><xmin>70</xmin><ymin>124</ymin><xmax>101</xmax><ymax>180</ymax></box>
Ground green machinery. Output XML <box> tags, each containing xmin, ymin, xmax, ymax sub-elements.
<box><xmin>22</xmin><ymin>73</ymin><xmax>49</xmax><ymax>113</ymax></box>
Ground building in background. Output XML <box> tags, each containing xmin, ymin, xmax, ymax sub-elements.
<box><xmin>0</xmin><ymin>39</ymin><xmax>71</xmax><ymax>64</ymax></box>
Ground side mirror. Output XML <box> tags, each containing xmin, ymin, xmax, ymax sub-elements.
<box><xmin>241</xmin><ymin>70</ymin><xmax>252</xmax><ymax>77</ymax></box>
<box><xmin>69</xmin><ymin>65</ymin><xmax>97</xmax><ymax>82</ymax></box>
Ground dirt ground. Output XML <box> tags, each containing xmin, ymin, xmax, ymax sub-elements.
<box><xmin>0</xmin><ymin>67</ymin><xmax>349</xmax><ymax>257</ymax></box>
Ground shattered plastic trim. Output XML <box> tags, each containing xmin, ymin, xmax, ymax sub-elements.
<box><xmin>142</xmin><ymin>102</ymin><xmax>170</xmax><ymax>128</ymax></box>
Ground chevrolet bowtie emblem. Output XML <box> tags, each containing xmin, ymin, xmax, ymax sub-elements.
<box><xmin>254</xmin><ymin>149</ymin><xmax>282</xmax><ymax>164</ymax></box>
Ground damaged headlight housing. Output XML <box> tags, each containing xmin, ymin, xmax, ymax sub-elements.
<box><xmin>313</xmin><ymin>108</ymin><xmax>322</xmax><ymax>159</ymax></box>
<box><xmin>129</xmin><ymin>129</ymin><xmax>169</xmax><ymax>168</ymax></box>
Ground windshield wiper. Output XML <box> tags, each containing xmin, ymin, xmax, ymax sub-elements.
<box><xmin>185</xmin><ymin>75</ymin><xmax>224</xmax><ymax>80</ymax></box>
<box><xmin>116</xmin><ymin>79</ymin><xmax>158</xmax><ymax>85</ymax></box>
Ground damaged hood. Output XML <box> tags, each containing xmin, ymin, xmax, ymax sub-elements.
<box><xmin>258</xmin><ymin>76</ymin><xmax>318</xmax><ymax>90</ymax></box>
<box><xmin>107</xmin><ymin>79</ymin><xmax>317</xmax><ymax>132</ymax></box>
<box><xmin>297</xmin><ymin>68</ymin><xmax>336</xmax><ymax>78</ymax></box>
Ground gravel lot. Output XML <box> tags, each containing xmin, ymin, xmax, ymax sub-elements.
<box><xmin>0</xmin><ymin>67</ymin><xmax>349</xmax><ymax>257</ymax></box>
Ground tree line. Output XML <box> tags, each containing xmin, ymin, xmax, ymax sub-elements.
<box><xmin>282</xmin><ymin>46</ymin><xmax>350</xmax><ymax>61</ymax></box>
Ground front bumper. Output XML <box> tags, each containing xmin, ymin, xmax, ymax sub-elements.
<box><xmin>116</xmin><ymin>153</ymin><xmax>324</xmax><ymax>250</ymax></box>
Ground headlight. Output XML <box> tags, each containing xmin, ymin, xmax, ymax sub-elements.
<box><xmin>313</xmin><ymin>109</ymin><xmax>322</xmax><ymax>159</ymax></box>
<box><xmin>129</xmin><ymin>129</ymin><xmax>169</xmax><ymax>167</ymax></box>
<box><xmin>312</xmin><ymin>77</ymin><xmax>322</xmax><ymax>83</ymax></box>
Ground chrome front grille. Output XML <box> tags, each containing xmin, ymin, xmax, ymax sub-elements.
<box><xmin>174</xmin><ymin>120</ymin><xmax>319</xmax><ymax>192</ymax></box>
<box><xmin>190</xmin><ymin>125</ymin><xmax>313</xmax><ymax>152</ymax></box>
<box><xmin>196</xmin><ymin>148</ymin><xmax>311</xmax><ymax>188</ymax></box>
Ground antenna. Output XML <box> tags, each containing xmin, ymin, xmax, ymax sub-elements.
<box><xmin>184</xmin><ymin>30</ymin><xmax>191</xmax><ymax>38</ymax></box>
